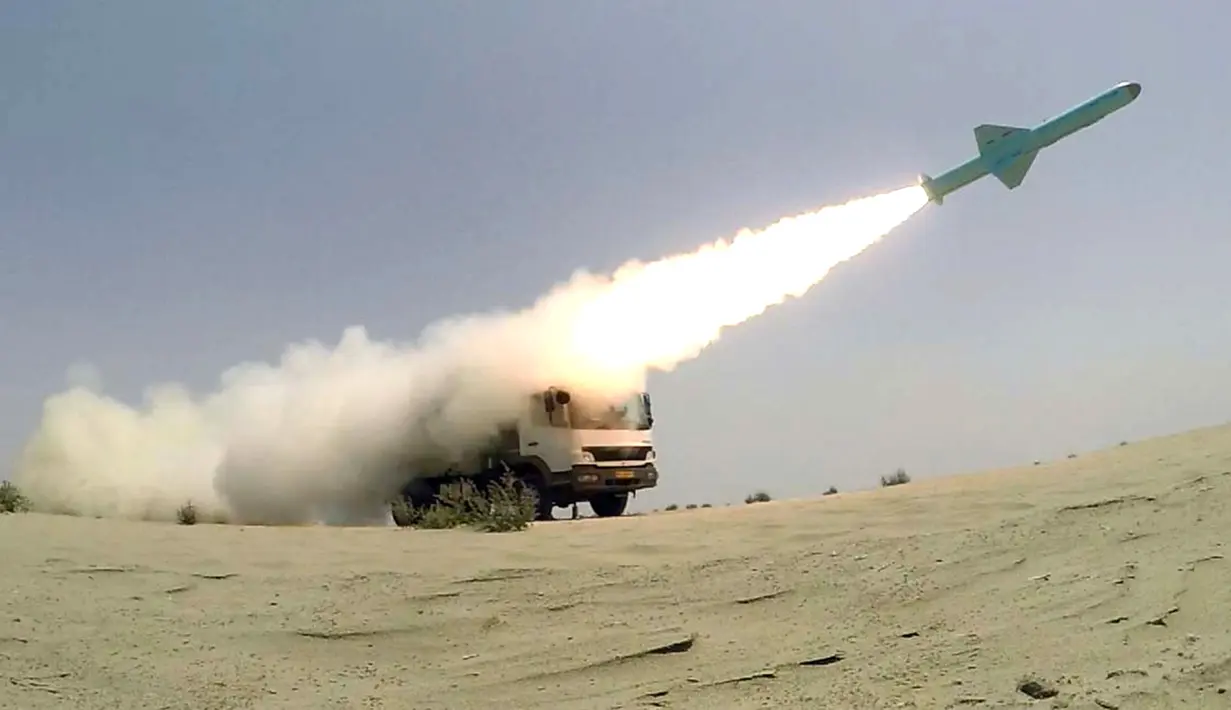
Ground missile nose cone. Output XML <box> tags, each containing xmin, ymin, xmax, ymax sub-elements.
<box><xmin>1126</xmin><ymin>82</ymin><xmax>1141</xmax><ymax>99</ymax></box>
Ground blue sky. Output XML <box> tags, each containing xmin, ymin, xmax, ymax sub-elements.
<box><xmin>3</xmin><ymin>1</ymin><xmax>1228</xmax><ymax>507</ymax></box>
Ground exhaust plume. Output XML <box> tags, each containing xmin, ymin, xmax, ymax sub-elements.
<box><xmin>11</xmin><ymin>185</ymin><xmax>929</xmax><ymax>525</ymax></box>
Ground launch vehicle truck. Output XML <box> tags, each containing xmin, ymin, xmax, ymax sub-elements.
<box><xmin>396</xmin><ymin>387</ymin><xmax>658</xmax><ymax>520</ymax></box>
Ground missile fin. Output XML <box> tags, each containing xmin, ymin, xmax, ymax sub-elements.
<box><xmin>991</xmin><ymin>150</ymin><xmax>1038</xmax><ymax>190</ymax></box>
<box><xmin>974</xmin><ymin>124</ymin><xmax>1029</xmax><ymax>156</ymax></box>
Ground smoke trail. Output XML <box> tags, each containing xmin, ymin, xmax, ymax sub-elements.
<box><xmin>11</xmin><ymin>185</ymin><xmax>928</xmax><ymax>525</ymax></box>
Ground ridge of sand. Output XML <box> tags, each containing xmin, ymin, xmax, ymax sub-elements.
<box><xmin>3</xmin><ymin>423</ymin><xmax>1230</xmax><ymax>709</ymax></box>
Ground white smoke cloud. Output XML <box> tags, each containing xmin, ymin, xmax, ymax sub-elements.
<box><xmin>11</xmin><ymin>186</ymin><xmax>928</xmax><ymax>526</ymax></box>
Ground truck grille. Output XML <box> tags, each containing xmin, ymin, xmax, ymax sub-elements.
<box><xmin>583</xmin><ymin>446</ymin><xmax>651</xmax><ymax>462</ymax></box>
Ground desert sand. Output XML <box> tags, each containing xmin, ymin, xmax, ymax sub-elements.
<box><xmin>3</xmin><ymin>424</ymin><xmax>1230</xmax><ymax>710</ymax></box>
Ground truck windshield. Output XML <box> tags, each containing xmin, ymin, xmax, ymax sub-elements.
<box><xmin>568</xmin><ymin>392</ymin><xmax>651</xmax><ymax>431</ymax></box>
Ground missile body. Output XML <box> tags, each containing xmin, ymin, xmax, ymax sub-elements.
<box><xmin>919</xmin><ymin>81</ymin><xmax>1141</xmax><ymax>205</ymax></box>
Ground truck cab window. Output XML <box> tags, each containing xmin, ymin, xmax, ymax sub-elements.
<box><xmin>566</xmin><ymin>393</ymin><xmax>651</xmax><ymax>431</ymax></box>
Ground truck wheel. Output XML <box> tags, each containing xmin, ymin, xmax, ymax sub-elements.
<box><xmin>390</xmin><ymin>496</ymin><xmax>416</xmax><ymax>527</ymax></box>
<box><xmin>589</xmin><ymin>492</ymin><xmax>629</xmax><ymax>518</ymax></box>
<box><xmin>390</xmin><ymin>483</ymin><xmax>438</xmax><ymax>526</ymax></box>
<box><xmin>513</xmin><ymin>469</ymin><xmax>554</xmax><ymax>521</ymax></box>
<box><xmin>532</xmin><ymin>483</ymin><xmax>555</xmax><ymax>521</ymax></box>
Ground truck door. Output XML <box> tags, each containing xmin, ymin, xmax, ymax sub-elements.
<box><xmin>520</xmin><ymin>390</ymin><xmax>575</xmax><ymax>475</ymax></box>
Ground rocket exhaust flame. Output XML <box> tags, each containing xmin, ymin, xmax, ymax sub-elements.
<box><xmin>11</xmin><ymin>185</ymin><xmax>929</xmax><ymax>525</ymax></box>
<box><xmin>570</xmin><ymin>185</ymin><xmax>929</xmax><ymax>374</ymax></box>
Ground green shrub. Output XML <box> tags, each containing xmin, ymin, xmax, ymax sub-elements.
<box><xmin>475</xmin><ymin>476</ymin><xmax>538</xmax><ymax>532</ymax></box>
<box><xmin>393</xmin><ymin>475</ymin><xmax>537</xmax><ymax>533</ymax></box>
<box><xmin>880</xmin><ymin>468</ymin><xmax>910</xmax><ymax>487</ymax></box>
<box><xmin>0</xmin><ymin>481</ymin><xmax>31</xmax><ymax>513</ymax></box>
<box><xmin>744</xmin><ymin>490</ymin><xmax>771</xmax><ymax>504</ymax></box>
<box><xmin>176</xmin><ymin>501</ymin><xmax>198</xmax><ymax>525</ymax></box>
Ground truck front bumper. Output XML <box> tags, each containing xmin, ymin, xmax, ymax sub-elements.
<box><xmin>563</xmin><ymin>463</ymin><xmax>659</xmax><ymax>495</ymax></box>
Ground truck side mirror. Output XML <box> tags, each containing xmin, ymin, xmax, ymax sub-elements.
<box><xmin>542</xmin><ymin>392</ymin><xmax>555</xmax><ymax>413</ymax></box>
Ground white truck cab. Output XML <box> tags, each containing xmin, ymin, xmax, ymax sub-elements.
<box><xmin>522</xmin><ymin>387</ymin><xmax>657</xmax><ymax>517</ymax></box>
<box><xmin>399</xmin><ymin>387</ymin><xmax>659</xmax><ymax>519</ymax></box>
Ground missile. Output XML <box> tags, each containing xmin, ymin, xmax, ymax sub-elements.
<box><xmin>918</xmin><ymin>81</ymin><xmax>1141</xmax><ymax>205</ymax></box>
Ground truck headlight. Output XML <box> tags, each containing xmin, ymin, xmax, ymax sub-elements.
<box><xmin>577</xmin><ymin>451</ymin><xmax>595</xmax><ymax>463</ymax></box>
<box><xmin>646</xmin><ymin>449</ymin><xmax>656</xmax><ymax>462</ymax></box>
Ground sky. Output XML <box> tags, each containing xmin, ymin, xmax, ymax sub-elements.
<box><xmin>3</xmin><ymin>1</ymin><xmax>1229</xmax><ymax>510</ymax></box>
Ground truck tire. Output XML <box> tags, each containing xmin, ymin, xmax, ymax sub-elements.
<box><xmin>390</xmin><ymin>484</ymin><xmax>438</xmax><ymax>527</ymax></box>
<box><xmin>534</xmin><ymin>493</ymin><xmax>554</xmax><ymax>521</ymax></box>
<box><xmin>589</xmin><ymin>492</ymin><xmax>629</xmax><ymax>518</ymax></box>
<box><xmin>529</xmin><ymin>478</ymin><xmax>556</xmax><ymax>521</ymax></box>
<box><xmin>390</xmin><ymin>496</ymin><xmax>416</xmax><ymax>527</ymax></box>
<box><xmin>512</xmin><ymin>468</ymin><xmax>554</xmax><ymax>522</ymax></box>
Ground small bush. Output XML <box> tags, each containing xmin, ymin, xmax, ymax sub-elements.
<box><xmin>0</xmin><ymin>481</ymin><xmax>31</xmax><ymax>514</ymax></box>
<box><xmin>436</xmin><ymin>479</ymin><xmax>491</xmax><ymax>522</ymax></box>
<box><xmin>176</xmin><ymin>501</ymin><xmax>198</xmax><ymax>525</ymax></box>
<box><xmin>416</xmin><ymin>502</ymin><xmax>466</xmax><ymax>529</ymax></box>
<box><xmin>664</xmin><ymin>503</ymin><xmax>679</xmax><ymax>511</ymax></box>
<box><xmin>477</xmin><ymin>476</ymin><xmax>539</xmax><ymax>532</ymax></box>
<box><xmin>744</xmin><ymin>490</ymin><xmax>771</xmax><ymax>504</ymax></box>
<box><xmin>701</xmin><ymin>503</ymin><xmax>712</xmax><ymax>508</ymax></box>
<box><xmin>880</xmin><ymin>468</ymin><xmax>911</xmax><ymax>487</ymax></box>
<box><xmin>823</xmin><ymin>485</ymin><xmax>838</xmax><ymax>496</ymax></box>
<box><xmin>685</xmin><ymin>503</ymin><xmax>697</xmax><ymax>510</ymax></box>
<box><xmin>395</xmin><ymin>475</ymin><xmax>537</xmax><ymax>533</ymax></box>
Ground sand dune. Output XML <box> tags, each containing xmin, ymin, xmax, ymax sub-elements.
<box><xmin>3</xmin><ymin>424</ymin><xmax>1230</xmax><ymax>709</ymax></box>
